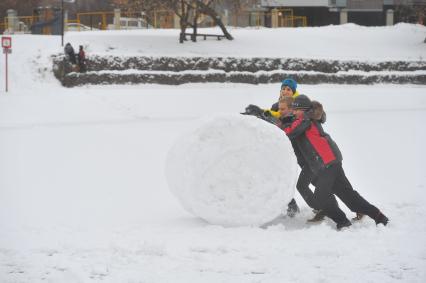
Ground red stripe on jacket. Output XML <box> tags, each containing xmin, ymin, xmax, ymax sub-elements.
<box><xmin>284</xmin><ymin>117</ymin><xmax>303</xmax><ymax>135</ymax></box>
<box><xmin>305</xmin><ymin>123</ymin><xmax>336</xmax><ymax>165</ymax></box>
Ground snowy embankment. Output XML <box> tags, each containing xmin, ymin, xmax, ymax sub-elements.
<box><xmin>63</xmin><ymin>24</ymin><xmax>426</xmax><ymax>60</ymax></box>
<box><xmin>51</xmin><ymin>23</ymin><xmax>426</xmax><ymax>86</ymax></box>
<box><xmin>0</xmin><ymin>24</ymin><xmax>426</xmax><ymax>282</ymax></box>
<box><xmin>54</xmin><ymin>55</ymin><xmax>426</xmax><ymax>86</ymax></box>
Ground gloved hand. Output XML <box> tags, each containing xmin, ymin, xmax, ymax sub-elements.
<box><xmin>244</xmin><ymin>104</ymin><xmax>264</xmax><ymax>116</ymax></box>
<box><xmin>279</xmin><ymin>114</ymin><xmax>295</xmax><ymax>124</ymax></box>
<box><xmin>263</xmin><ymin>110</ymin><xmax>272</xmax><ymax>118</ymax></box>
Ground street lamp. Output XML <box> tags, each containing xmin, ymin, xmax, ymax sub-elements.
<box><xmin>61</xmin><ymin>0</ymin><xmax>75</xmax><ymax>47</ymax></box>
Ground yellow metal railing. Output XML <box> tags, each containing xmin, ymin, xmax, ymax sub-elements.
<box><xmin>65</xmin><ymin>19</ymin><xmax>81</xmax><ymax>31</ymax></box>
<box><xmin>151</xmin><ymin>9</ymin><xmax>175</xmax><ymax>28</ymax></box>
<box><xmin>280</xmin><ymin>16</ymin><xmax>307</xmax><ymax>27</ymax></box>
<box><xmin>76</xmin><ymin>12</ymin><xmax>113</xmax><ymax>30</ymax></box>
<box><xmin>2</xmin><ymin>16</ymin><xmax>39</xmax><ymax>33</ymax></box>
<box><xmin>249</xmin><ymin>12</ymin><xmax>263</xmax><ymax>27</ymax></box>
<box><xmin>278</xmin><ymin>8</ymin><xmax>294</xmax><ymax>18</ymax></box>
<box><xmin>1</xmin><ymin>9</ymin><xmax>308</xmax><ymax>34</ymax></box>
<box><xmin>230</xmin><ymin>9</ymin><xmax>307</xmax><ymax>28</ymax></box>
<box><xmin>231</xmin><ymin>11</ymin><xmax>266</xmax><ymax>27</ymax></box>
<box><xmin>293</xmin><ymin>16</ymin><xmax>307</xmax><ymax>27</ymax></box>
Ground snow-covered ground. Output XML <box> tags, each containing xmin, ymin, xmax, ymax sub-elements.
<box><xmin>0</xmin><ymin>25</ymin><xmax>426</xmax><ymax>282</ymax></box>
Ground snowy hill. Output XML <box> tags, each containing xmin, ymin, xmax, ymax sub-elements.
<box><xmin>0</xmin><ymin>24</ymin><xmax>426</xmax><ymax>282</ymax></box>
<box><xmin>63</xmin><ymin>24</ymin><xmax>426</xmax><ymax>60</ymax></box>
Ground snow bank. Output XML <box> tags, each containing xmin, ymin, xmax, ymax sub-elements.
<box><xmin>165</xmin><ymin>115</ymin><xmax>298</xmax><ymax>227</ymax></box>
<box><xmin>65</xmin><ymin>23</ymin><xmax>426</xmax><ymax>61</ymax></box>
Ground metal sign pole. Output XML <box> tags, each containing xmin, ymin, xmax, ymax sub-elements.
<box><xmin>61</xmin><ymin>0</ymin><xmax>64</xmax><ymax>47</ymax></box>
<box><xmin>61</xmin><ymin>0</ymin><xmax>76</xmax><ymax>47</ymax></box>
<box><xmin>2</xmin><ymin>37</ymin><xmax>12</xmax><ymax>93</ymax></box>
<box><xmin>5</xmin><ymin>50</ymin><xmax>8</xmax><ymax>92</ymax></box>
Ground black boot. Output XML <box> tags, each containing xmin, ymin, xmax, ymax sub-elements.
<box><xmin>375</xmin><ymin>212</ymin><xmax>389</xmax><ymax>226</ymax></box>
<box><xmin>336</xmin><ymin>220</ymin><xmax>352</xmax><ymax>230</ymax></box>
<box><xmin>286</xmin><ymin>199</ymin><xmax>300</xmax><ymax>218</ymax></box>
<box><xmin>351</xmin><ymin>213</ymin><xmax>365</xmax><ymax>221</ymax></box>
<box><xmin>307</xmin><ymin>209</ymin><xmax>326</xmax><ymax>223</ymax></box>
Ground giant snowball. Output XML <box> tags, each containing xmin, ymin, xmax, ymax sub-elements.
<box><xmin>165</xmin><ymin>114</ymin><xmax>298</xmax><ymax>227</ymax></box>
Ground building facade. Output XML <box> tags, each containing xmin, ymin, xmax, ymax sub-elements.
<box><xmin>260</xmin><ymin>0</ymin><xmax>426</xmax><ymax>26</ymax></box>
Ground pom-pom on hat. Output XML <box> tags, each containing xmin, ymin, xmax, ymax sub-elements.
<box><xmin>291</xmin><ymin>94</ymin><xmax>312</xmax><ymax>110</ymax></box>
<box><xmin>281</xmin><ymin>78</ymin><xmax>297</xmax><ymax>93</ymax></box>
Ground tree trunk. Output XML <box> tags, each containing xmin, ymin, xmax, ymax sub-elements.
<box><xmin>179</xmin><ymin>0</ymin><xmax>188</xmax><ymax>43</ymax></box>
<box><xmin>213</xmin><ymin>16</ymin><xmax>233</xmax><ymax>40</ymax></box>
<box><xmin>192</xmin><ymin>1</ymin><xmax>199</xmax><ymax>42</ymax></box>
<box><xmin>196</xmin><ymin>0</ymin><xmax>233</xmax><ymax>40</ymax></box>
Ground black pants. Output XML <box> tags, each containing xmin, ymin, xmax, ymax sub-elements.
<box><xmin>296</xmin><ymin>166</ymin><xmax>338</xmax><ymax>211</ymax></box>
<box><xmin>314</xmin><ymin>162</ymin><xmax>381</xmax><ymax>224</ymax></box>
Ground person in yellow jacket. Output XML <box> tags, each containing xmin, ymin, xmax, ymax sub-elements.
<box><xmin>243</xmin><ymin>78</ymin><xmax>300</xmax><ymax>120</ymax></box>
<box><xmin>242</xmin><ymin>78</ymin><xmax>301</xmax><ymax>217</ymax></box>
<box><xmin>266</xmin><ymin>78</ymin><xmax>300</xmax><ymax>119</ymax></box>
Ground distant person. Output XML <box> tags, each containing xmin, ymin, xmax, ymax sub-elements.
<box><xmin>77</xmin><ymin>45</ymin><xmax>86</xmax><ymax>73</ymax></box>
<box><xmin>64</xmin><ymin>42</ymin><xmax>76</xmax><ymax>65</ymax></box>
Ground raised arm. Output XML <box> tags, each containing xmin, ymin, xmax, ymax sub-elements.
<box><xmin>283</xmin><ymin>114</ymin><xmax>311</xmax><ymax>139</ymax></box>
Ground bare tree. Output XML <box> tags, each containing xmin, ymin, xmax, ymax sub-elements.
<box><xmin>118</xmin><ymin>0</ymin><xmax>234</xmax><ymax>43</ymax></box>
<box><xmin>395</xmin><ymin>3</ymin><xmax>426</xmax><ymax>24</ymax></box>
<box><xmin>195</xmin><ymin>0</ymin><xmax>233</xmax><ymax>40</ymax></box>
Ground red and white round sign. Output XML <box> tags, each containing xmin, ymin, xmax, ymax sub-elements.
<box><xmin>1</xmin><ymin>37</ymin><xmax>12</xmax><ymax>49</ymax></box>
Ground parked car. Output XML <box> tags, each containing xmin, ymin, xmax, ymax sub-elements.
<box><xmin>66</xmin><ymin>23</ymin><xmax>99</xmax><ymax>32</ymax></box>
<box><xmin>107</xmin><ymin>17</ymin><xmax>153</xmax><ymax>30</ymax></box>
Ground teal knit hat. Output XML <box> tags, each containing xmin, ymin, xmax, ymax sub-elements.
<box><xmin>281</xmin><ymin>78</ymin><xmax>297</xmax><ymax>93</ymax></box>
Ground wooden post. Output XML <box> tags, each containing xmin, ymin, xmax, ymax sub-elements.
<box><xmin>114</xmin><ymin>9</ymin><xmax>121</xmax><ymax>30</ymax></box>
<box><xmin>386</xmin><ymin>9</ymin><xmax>394</xmax><ymax>26</ymax></box>
<box><xmin>174</xmin><ymin>13</ymin><xmax>180</xmax><ymax>28</ymax></box>
<box><xmin>271</xmin><ymin>9</ymin><xmax>278</xmax><ymax>28</ymax></box>
<box><xmin>340</xmin><ymin>9</ymin><xmax>348</xmax><ymax>25</ymax></box>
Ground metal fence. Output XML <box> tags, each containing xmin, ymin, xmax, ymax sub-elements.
<box><xmin>0</xmin><ymin>9</ymin><xmax>308</xmax><ymax>34</ymax></box>
<box><xmin>229</xmin><ymin>10</ymin><xmax>307</xmax><ymax>28</ymax></box>
<box><xmin>2</xmin><ymin>15</ymin><xmax>40</xmax><ymax>33</ymax></box>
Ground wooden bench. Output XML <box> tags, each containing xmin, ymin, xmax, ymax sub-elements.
<box><xmin>183</xmin><ymin>33</ymin><xmax>226</xmax><ymax>41</ymax></box>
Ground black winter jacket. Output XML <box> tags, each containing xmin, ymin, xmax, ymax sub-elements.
<box><xmin>283</xmin><ymin>113</ymin><xmax>342</xmax><ymax>175</ymax></box>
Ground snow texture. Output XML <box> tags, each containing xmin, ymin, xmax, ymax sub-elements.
<box><xmin>166</xmin><ymin>115</ymin><xmax>297</xmax><ymax>227</ymax></box>
<box><xmin>0</xmin><ymin>24</ymin><xmax>426</xmax><ymax>283</ymax></box>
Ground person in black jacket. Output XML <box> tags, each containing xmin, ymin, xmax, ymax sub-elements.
<box><xmin>64</xmin><ymin>43</ymin><xmax>76</xmax><ymax>65</ymax></box>
<box><xmin>282</xmin><ymin>95</ymin><xmax>389</xmax><ymax>229</ymax></box>
<box><xmin>278</xmin><ymin>97</ymin><xmax>338</xmax><ymax>221</ymax></box>
<box><xmin>245</xmin><ymin>98</ymin><xmax>332</xmax><ymax>220</ymax></box>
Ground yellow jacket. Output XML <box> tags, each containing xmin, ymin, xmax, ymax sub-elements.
<box><xmin>266</xmin><ymin>91</ymin><xmax>300</xmax><ymax>118</ymax></box>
